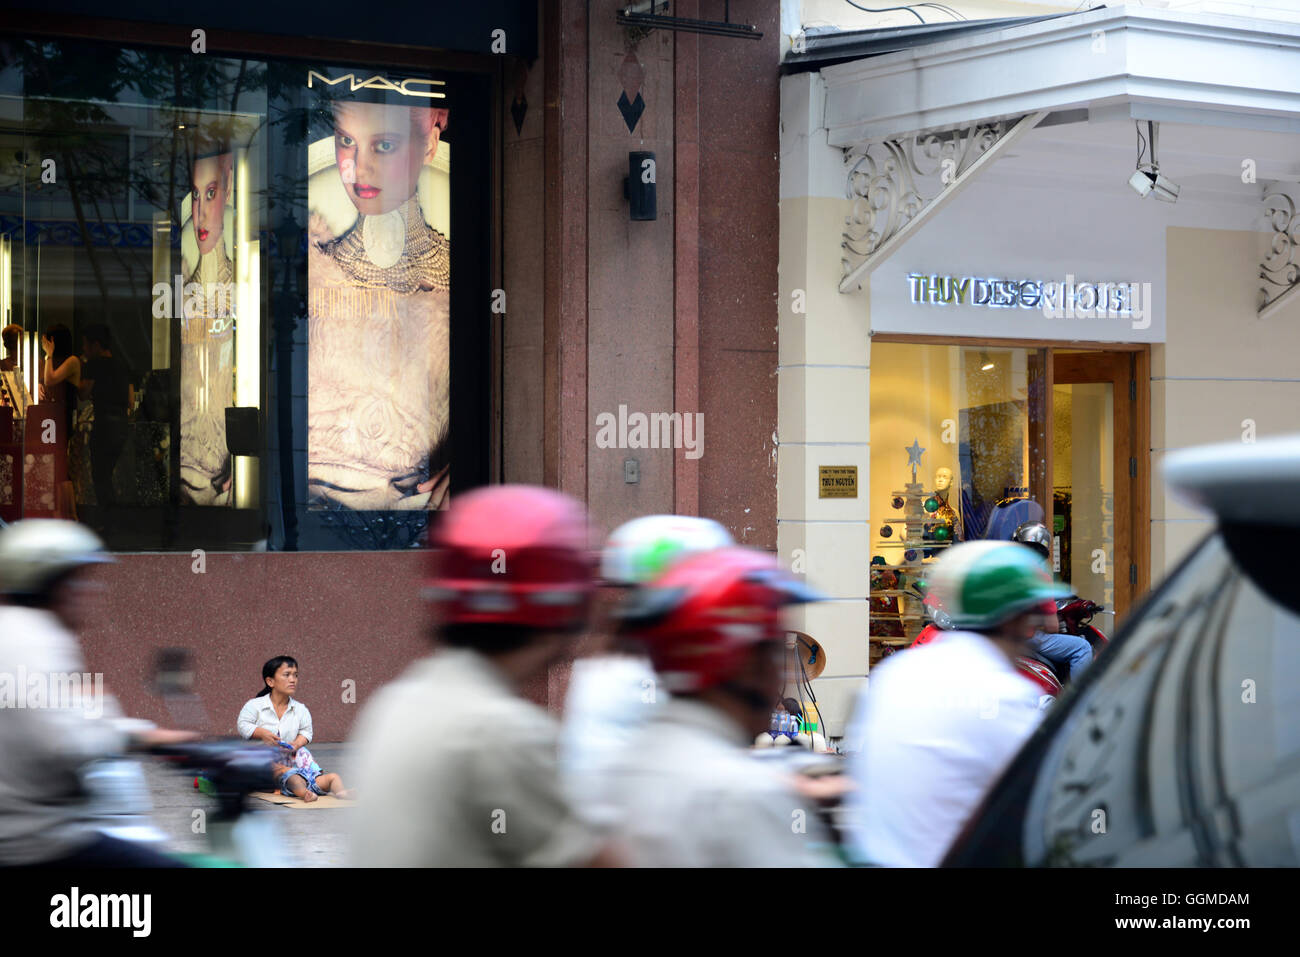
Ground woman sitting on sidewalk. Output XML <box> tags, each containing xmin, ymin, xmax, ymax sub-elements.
<box><xmin>237</xmin><ymin>656</ymin><xmax>354</xmax><ymax>801</ymax></box>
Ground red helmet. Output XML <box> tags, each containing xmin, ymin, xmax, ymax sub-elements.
<box><xmin>423</xmin><ymin>485</ymin><xmax>595</xmax><ymax>630</ymax></box>
<box><xmin>617</xmin><ymin>547</ymin><xmax>822</xmax><ymax>693</ymax></box>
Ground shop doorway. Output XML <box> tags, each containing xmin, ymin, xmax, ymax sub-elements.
<box><xmin>1045</xmin><ymin>351</ymin><xmax>1149</xmax><ymax>636</ymax></box>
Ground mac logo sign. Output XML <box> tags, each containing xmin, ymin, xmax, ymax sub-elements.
<box><xmin>306</xmin><ymin>71</ymin><xmax>446</xmax><ymax>99</ymax></box>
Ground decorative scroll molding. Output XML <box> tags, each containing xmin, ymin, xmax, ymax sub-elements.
<box><xmin>839</xmin><ymin>113</ymin><xmax>1047</xmax><ymax>293</ymax></box>
<box><xmin>1260</xmin><ymin>186</ymin><xmax>1300</xmax><ymax>320</ymax></box>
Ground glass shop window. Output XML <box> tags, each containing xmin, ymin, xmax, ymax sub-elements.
<box><xmin>0</xmin><ymin>36</ymin><xmax>484</xmax><ymax>551</ymax></box>
<box><xmin>868</xmin><ymin>342</ymin><xmax>1052</xmax><ymax>662</ymax></box>
<box><xmin>0</xmin><ymin>39</ymin><xmax>268</xmax><ymax>548</ymax></box>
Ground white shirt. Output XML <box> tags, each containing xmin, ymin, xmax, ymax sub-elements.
<box><xmin>0</xmin><ymin>606</ymin><xmax>131</xmax><ymax>864</ymax></box>
<box><xmin>558</xmin><ymin>653</ymin><xmax>659</xmax><ymax>829</ymax></box>
<box><xmin>237</xmin><ymin>695</ymin><xmax>313</xmax><ymax>745</ymax></box>
<box><xmin>348</xmin><ymin>648</ymin><xmax>600</xmax><ymax>867</ymax></box>
<box><xmin>607</xmin><ymin>697</ymin><xmax>839</xmax><ymax>867</ymax></box>
<box><xmin>844</xmin><ymin>631</ymin><xmax>1044</xmax><ymax>867</ymax></box>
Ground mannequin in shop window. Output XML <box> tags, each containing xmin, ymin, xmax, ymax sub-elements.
<box><xmin>0</xmin><ymin>325</ymin><xmax>20</xmax><ymax>374</ymax></box>
<box><xmin>1</xmin><ymin>324</ymin><xmax>23</xmax><ymax>414</ymax></box>
<box><xmin>923</xmin><ymin>466</ymin><xmax>962</xmax><ymax>557</ymax></box>
<box><xmin>932</xmin><ymin>467</ymin><xmax>962</xmax><ymax>539</ymax></box>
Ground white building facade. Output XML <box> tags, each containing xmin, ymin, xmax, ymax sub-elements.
<box><xmin>778</xmin><ymin>3</ymin><xmax>1300</xmax><ymax>732</ymax></box>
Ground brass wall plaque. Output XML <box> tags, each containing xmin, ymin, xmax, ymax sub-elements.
<box><xmin>818</xmin><ymin>465</ymin><xmax>858</xmax><ymax>498</ymax></box>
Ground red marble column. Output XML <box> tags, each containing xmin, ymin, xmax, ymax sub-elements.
<box><xmin>697</xmin><ymin>1</ymin><xmax>780</xmax><ymax>550</ymax></box>
<box><xmin>544</xmin><ymin>0</ymin><xmax>589</xmax><ymax>503</ymax></box>
<box><xmin>674</xmin><ymin>0</ymin><xmax>701</xmax><ymax>519</ymax></box>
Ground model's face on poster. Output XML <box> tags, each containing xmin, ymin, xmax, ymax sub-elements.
<box><xmin>191</xmin><ymin>154</ymin><xmax>231</xmax><ymax>254</ymax></box>
<box><xmin>332</xmin><ymin>101</ymin><xmax>439</xmax><ymax>217</ymax></box>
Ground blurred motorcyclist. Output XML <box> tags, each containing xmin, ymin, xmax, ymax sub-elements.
<box><xmin>607</xmin><ymin>546</ymin><xmax>839</xmax><ymax>866</ymax></box>
<box><xmin>1012</xmin><ymin>521</ymin><xmax>1093</xmax><ymax>680</ymax></box>
<box><xmin>347</xmin><ymin>485</ymin><xmax>616</xmax><ymax>867</ymax></box>
<box><xmin>559</xmin><ymin>514</ymin><xmax>733</xmax><ymax>830</ymax></box>
<box><xmin>844</xmin><ymin>540</ymin><xmax>1069</xmax><ymax>866</ymax></box>
<box><xmin>0</xmin><ymin>519</ymin><xmax>191</xmax><ymax>867</ymax></box>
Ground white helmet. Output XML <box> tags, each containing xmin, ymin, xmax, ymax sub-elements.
<box><xmin>600</xmin><ymin>515</ymin><xmax>734</xmax><ymax>586</ymax></box>
<box><xmin>0</xmin><ymin>519</ymin><xmax>111</xmax><ymax>597</ymax></box>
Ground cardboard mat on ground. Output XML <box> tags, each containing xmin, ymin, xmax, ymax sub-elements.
<box><xmin>250</xmin><ymin>790</ymin><xmax>356</xmax><ymax>809</ymax></box>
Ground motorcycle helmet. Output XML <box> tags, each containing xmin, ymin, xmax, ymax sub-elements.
<box><xmin>929</xmin><ymin>540</ymin><xmax>1069</xmax><ymax>631</ymax></box>
<box><xmin>616</xmin><ymin>547</ymin><xmax>822</xmax><ymax>693</ymax></box>
<box><xmin>1012</xmin><ymin>521</ymin><xmax>1052</xmax><ymax>560</ymax></box>
<box><xmin>0</xmin><ymin>519</ymin><xmax>112</xmax><ymax>599</ymax></box>
<box><xmin>422</xmin><ymin>485</ymin><xmax>595</xmax><ymax>631</ymax></box>
<box><xmin>600</xmin><ymin>514</ymin><xmax>733</xmax><ymax>587</ymax></box>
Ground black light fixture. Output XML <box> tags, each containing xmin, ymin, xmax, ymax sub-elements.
<box><xmin>625</xmin><ymin>151</ymin><xmax>657</xmax><ymax>221</ymax></box>
<box><xmin>617</xmin><ymin>1</ymin><xmax>762</xmax><ymax>40</ymax></box>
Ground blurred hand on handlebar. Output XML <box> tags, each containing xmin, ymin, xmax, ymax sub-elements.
<box><xmin>789</xmin><ymin>773</ymin><xmax>855</xmax><ymax>803</ymax></box>
<box><xmin>132</xmin><ymin>728</ymin><xmax>201</xmax><ymax>749</ymax></box>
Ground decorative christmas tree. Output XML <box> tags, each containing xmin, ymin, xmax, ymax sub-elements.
<box><xmin>872</xmin><ymin>438</ymin><xmax>954</xmax><ymax>644</ymax></box>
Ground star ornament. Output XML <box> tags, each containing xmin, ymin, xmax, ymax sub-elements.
<box><xmin>906</xmin><ymin>439</ymin><xmax>926</xmax><ymax>469</ymax></box>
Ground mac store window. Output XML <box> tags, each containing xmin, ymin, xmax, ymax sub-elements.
<box><xmin>0</xmin><ymin>36</ymin><xmax>490</xmax><ymax>550</ymax></box>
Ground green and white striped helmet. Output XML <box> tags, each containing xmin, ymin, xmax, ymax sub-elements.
<box><xmin>929</xmin><ymin>540</ymin><xmax>1069</xmax><ymax>630</ymax></box>
<box><xmin>601</xmin><ymin>515</ymin><xmax>734</xmax><ymax>586</ymax></box>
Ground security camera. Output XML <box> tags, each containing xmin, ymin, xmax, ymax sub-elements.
<box><xmin>1129</xmin><ymin>120</ymin><xmax>1179</xmax><ymax>203</ymax></box>
<box><xmin>1128</xmin><ymin>165</ymin><xmax>1180</xmax><ymax>203</ymax></box>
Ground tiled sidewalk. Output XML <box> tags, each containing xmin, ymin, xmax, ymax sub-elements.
<box><xmin>141</xmin><ymin>743</ymin><xmax>356</xmax><ymax>868</ymax></box>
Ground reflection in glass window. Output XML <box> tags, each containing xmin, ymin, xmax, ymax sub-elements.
<box><xmin>0</xmin><ymin>39</ymin><xmax>268</xmax><ymax>548</ymax></box>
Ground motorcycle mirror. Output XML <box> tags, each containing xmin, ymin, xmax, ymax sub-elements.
<box><xmin>153</xmin><ymin>647</ymin><xmax>193</xmax><ymax>694</ymax></box>
<box><xmin>152</xmin><ymin>647</ymin><xmax>208</xmax><ymax>731</ymax></box>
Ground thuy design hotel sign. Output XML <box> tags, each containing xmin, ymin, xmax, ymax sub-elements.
<box><xmin>907</xmin><ymin>273</ymin><xmax>1148</xmax><ymax>322</ymax></box>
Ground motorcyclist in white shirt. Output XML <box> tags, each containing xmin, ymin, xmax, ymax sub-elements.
<box><xmin>607</xmin><ymin>546</ymin><xmax>840</xmax><ymax>867</ymax></box>
<box><xmin>844</xmin><ymin>540</ymin><xmax>1069</xmax><ymax>867</ymax></box>
<box><xmin>0</xmin><ymin>520</ymin><xmax>193</xmax><ymax>867</ymax></box>
<box><xmin>559</xmin><ymin>514</ymin><xmax>733</xmax><ymax>830</ymax></box>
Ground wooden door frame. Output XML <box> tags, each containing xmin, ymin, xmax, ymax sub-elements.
<box><xmin>1053</xmin><ymin>350</ymin><xmax>1150</xmax><ymax>619</ymax></box>
<box><xmin>870</xmin><ymin>335</ymin><xmax>1151</xmax><ymax>620</ymax></box>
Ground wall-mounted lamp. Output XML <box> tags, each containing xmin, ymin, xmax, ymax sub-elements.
<box><xmin>980</xmin><ymin>351</ymin><xmax>995</xmax><ymax>371</ymax></box>
<box><xmin>624</xmin><ymin>151</ymin><xmax>656</xmax><ymax>221</ymax></box>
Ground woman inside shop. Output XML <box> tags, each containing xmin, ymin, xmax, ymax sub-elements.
<box><xmin>236</xmin><ymin>656</ymin><xmax>353</xmax><ymax>801</ymax></box>
<box><xmin>39</xmin><ymin>324</ymin><xmax>81</xmax><ymax>518</ymax></box>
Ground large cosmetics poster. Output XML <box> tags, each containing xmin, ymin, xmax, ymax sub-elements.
<box><xmin>180</xmin><ymin>142</ymin><xmax>237</xmax><ymax>506</ymax></box>
<box><xmin>305</xmin><ymin>72</ymin><xmax>451</xmax><ymax>519</ymax></box>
